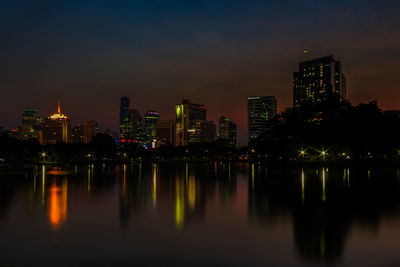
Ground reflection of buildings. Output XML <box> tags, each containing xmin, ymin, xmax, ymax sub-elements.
<box><xmin>118</xmin><ymin>163</ymin><xmax>210</xmax><ymax>230</ymax></box>
<box><xmin>247</xmin><ymin>166</ymin><xmax>365</xmax><ymax>263</ymax></box>
<box><xmin>48</xmin><ymin>179</ymin><xmax>68</xmax><ymax>229</ymax></box>
<box><xmin>217</xmin><ymin>162</ymin><xmax>237</xmax><ymax>205</ymax></box>
<box><xmin>41</xmin><ymin>102</ymin><xmax>72</xmax><ymax>144</ymax></box>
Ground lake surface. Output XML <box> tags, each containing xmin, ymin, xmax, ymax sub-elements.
<box><xmin>1</xmin><ymin>163</ymin><xmax>400</xmax><ymax>266</ymax></box>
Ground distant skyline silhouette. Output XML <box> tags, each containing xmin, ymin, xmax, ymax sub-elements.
<box><xmin>1</xmin><ymin>0</ymin><xmax>400</xmax><ymax>143</ymax></box>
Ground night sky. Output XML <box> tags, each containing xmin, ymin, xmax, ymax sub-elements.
<box><xmin>1</xmin><ymin>0</ymin><xmax>400</xmax><ymax>143</ymax></box>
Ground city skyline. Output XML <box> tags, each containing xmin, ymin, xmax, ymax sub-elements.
<box><xmin>1</xmin><ymin>0</ymin><xmax>400</xmax><ymax>144</ymax></box>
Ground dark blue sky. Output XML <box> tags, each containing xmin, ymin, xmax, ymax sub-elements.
<box><xmin>1</xmin><ymin>0</ymin><xmax>400</xmax><ymax>143</ymax></box>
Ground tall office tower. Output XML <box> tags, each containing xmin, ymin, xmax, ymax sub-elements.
<box><xmin>175</xmin><ymin>99</ymin><xmax>207</xmax><ymax>146</ymax></box>
<box><xmin>122</xmin><ymin>109</ymin><xmax>146</xmax><ymax>143</ymax></box>
<box><xmin>84</xmin><ymin>120</ymin><xmax>98</xmax><ymax>143</ymax></box>
<box><xmin>119</xmin><ymin>96</ymin><xmax>130</xmax><ymax>137</ymax></box>
<box><xmin>200</xmin><ymin>120</ymin><xmax>216</xmax><ymax>143</ymax></box>
<box><xmin>20</xmin><ymin>109</ymin><xmax>42</xmax><ymax>140</ymax></box>
<box><xmin>22</xmin><ymin>109</ymin><xmax>42</xmax><ymax>131</ymax></box>
<box><xmin>219</xmin><ymin>116</ymin><xmax>237</xmax><ymax>147</ymax></box>
<box><xmin>72</xmin><ymin>124</ymin><xmax>84</xmax><ymax>143</ymax></box>
<box><xmin>41</xmin><ymin>102</ymin><xmax>72</xmax><ymax>145</ymax></box>
<box><xmin>144</xmin><ymin>110</ymin><xmax>160</xmax><ymax>143</ymax></box>
<box><xmin>156</xmin><ymin>119</ymin><xmax>175</xmax><ymax>146</ymax></box>
<box><xmin>247</xmin><ymin>96</ymin><xmax>277</xmax><ymax>140</ymax></box>
<box><xmin>293</xmin><ymin>55</ymin><xmax>346</xmax><ymax>108</ymax></box>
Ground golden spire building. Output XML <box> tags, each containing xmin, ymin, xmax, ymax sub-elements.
<box><xmin>41</xmin><ymin>101</ymin><xmax>72</xmax><ymax>145</ymax></box>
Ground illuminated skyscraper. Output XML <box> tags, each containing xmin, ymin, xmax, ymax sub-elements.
<box><xmin>122</xmin><ymin>109</ymin><xmax>146</xmax><ymax>144</ymax></box>
<box><xmin>22</xmin><ymin>109</ymin><xmax>42</xmax><ymax>131</ymax></box>
<box><xmin>293</xmin><ymin>55</ymin><xmax>346</xmax><ymax>108</ymax></box>
<box><xmin>219</xmin><ymin>116</ymin><xmax>237</xmax><ymax>147</ymax></box>
<box><xmin>119</xmin><ymin>96</ymin><xmax>130</xmax><ymax>137</ymax></box>
<box><xmin>41</xmin><ymin>102</ymin><xmax>72</xmax><ymax>145</ymax></box>
<box><xmin>175</xmin><ymin>99</ymin><xmax>207</xmax><ymax>146</ymax></box>
<box><xmin>20</xmin><ymin>109</ymin><xmax>42</xmax><ymax>140</ymax></box>
<box><xmin>247</xmin><ymin>96</ymin><xmax>277</xmax><ymax>140</ymax></box>
<box><xmin>144</xmin><ymin>110</ymin><xmax>160</xmax><ymax>144</ymax></box>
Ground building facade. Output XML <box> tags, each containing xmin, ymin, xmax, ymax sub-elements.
<box><xmin>19</xmin><ymin>109</ymin><xmax>43</xmax><ymax>140</ymax></box>
<box><xmin>247</xmin><ymin>96</ymin><xmax>277</xmax><ymax>140</ymax></box>
<box><xmin>175</xmin><ymin>99</ymin><xmax>207</xmax><ymax>146</ymax></box>
<box><xmin>293</xmin><ymin>55</ymin><xmax>346</xmax><ymax>108</ymax></box>
<box><xmin>156</xmin><ymin>119</ymin><xmax>175</xmax><ymax>146</ymax></box>
<box><xmin>144</xmin><ymin>110</ymin><xmax>160</xmax><ymax>144</ymax></box>
<box><xmin>41</xmin><ymin>102</ymin><xmax>72</xmax><ymax>145</ymax></box>
<box><xmin>119</xmin><ymin>96</ymin><xmax>130</xmax><ymax>137</ymax></box>
<box><xmin>219</xmin><ymin>116</ymin><xmax>237</xmax><ymax>147</ymax></box>
<box><xmin>72</xmin><ymin>124</ymin><xmax>84</xmax><ymax>143</ymax></box>
<box><xmin>121</xmin><ymin>109</ymin><xmax>146</xmax><ymax>144</ymax></box>
<box><xmin>83</xmin><ymin>120</ymin><xmax>98</xmax><ymax>143</ymax></box>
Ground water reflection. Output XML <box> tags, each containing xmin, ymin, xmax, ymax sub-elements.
<box><xmin>1</xmin><ymin>164</ymin><xmax>400</xmax><ymax>265</ymax></box>
<box><xmin>48</xmin><ymin>179</ymin><xmax>68</xmax><ymax>229</ymax></box>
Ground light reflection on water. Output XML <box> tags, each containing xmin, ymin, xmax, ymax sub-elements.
<box><xmin>0</xmin><ymin>163</ymin><xmax>400</xmax><ymax>266</ymax></box>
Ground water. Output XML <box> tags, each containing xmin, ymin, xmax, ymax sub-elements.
<box><xmin>1</xmin><ymin>163</ymin><xmax>400</xmax><ymax>266</ymax></box>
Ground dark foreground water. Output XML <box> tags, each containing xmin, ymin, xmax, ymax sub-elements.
<box><xmin>1</xmin><ymin>163</ymin><xmax>400</xmax><ymax>266</ymax></box>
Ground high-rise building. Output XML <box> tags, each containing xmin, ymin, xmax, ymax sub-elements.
<box><xmin>41</xmin><ymin>102</ymin><xmax>72</xmax><ymax>145</ymax></box>
<box><xmin>122</xmin><ymin>109</ymin><xmax>146</xmax><ymax>144</ymax></box>
<box><xmin>22</xmin><ymin>109</ymin><xmax>42</xmax><ymax>131</ymax></box>
<box><xmin>219</xmin><ymin>116</ymin><xmax>237</xmax><ymax>147</ymax></box>
<box><xmin>84</xmin><ymin>120</ymin><xmax>98</xmax><ymax>143</ymax></box>
<box><xmin>156</xmin><ymin>119</ymin><xmax>175</xmax><ymax>146</ymax></box>
<box><xmin>175</xmin><ymin>99</ymin><xmax>207</xmax><ymax>146</ymax></box>
<box><xmin>144</xmin><ymin>110</ymin><xmax>160</xmax><ymax>144</ymax></box>
<box><xmin>72</xmin><ymin>124</ymin><xmax>84</xmax><ymax>143</ymax></box>
<box><xmin>119</xmin><ymin>96</ymin><xmax>130</xmax><ymax>137</ymax></box>
<box><xmin>247</xmin><ymin>96</ymin><xmax>277</xmax><ymax>140</ymax></box>
<box><xmin>19</xmin><ymin>109</ymin><xmax>42</xmax><ymax>140</ymax></box>
<box><xmin>293</xmin><ymin>55</ymin><xmax>346</xmax><ymax>108</ymax></box>
<box><xmin>200</xmin><ymin>120</ymin><xmax>216</xmax><ymax>143</ymax></box>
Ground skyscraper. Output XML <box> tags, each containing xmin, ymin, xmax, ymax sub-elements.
<box><xmin>219</xmin><ymin>116</ymin><xmax>237</xmax><ymax>147</ymax></box>
<box><xmin>156</xmin><ymin>119</ymin><xmax>175</xmax><ymax>147</ymax></box>
<box><xmin>121</xmin><ymin>109</ymin><xmax>146</xmax><ymax>144</ymax></box>
<box><xmin>20</xmin><ymin>109</ymin><xmax>42</xmax><ymax>140</ymax></box>
<box><xmin>119</xmin><ymin>96</ymin><xmax>130</xmax><ymax>137</ymax></box>
<box><xmin>83</xmin><ymin>120</ymin><xmax>98</xmax><ymax>143</ymax></box>
<box><xmin>199</xmin><ymin>120</ymin><xmax>216</xmax><ymax>143</ymax></box>
<box><xmin>293</xmin><ymin>55</ymin><xmax>346</xmax><ymax>108</ymax></box>
<box><xmin>247</xmin><ymin>96</ymin><xmax>277</xmax><ymax>141</ymax></box>
<box><xmin>72</xmin><ymin>124</ymin><xmax>84</xmax><ymax>143</ymax></box>
<box><xmin>41</xmin><ymin>102</ymin><xmax>72</xmax><ymax>145</ymax></box>
<box><xmin>144</xmin><ymin>110</ymin><xmax>160</xmax><ymax>144</ymax></box>
<box><xmin>22</xmin><ymin>109</ymin><xmax>42</xmax><ymax>131</ymax></box>
<box><xmin>175</xmin><ymin>99</ymin><xmax>207</xmax><ymax>146</ymax></box>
